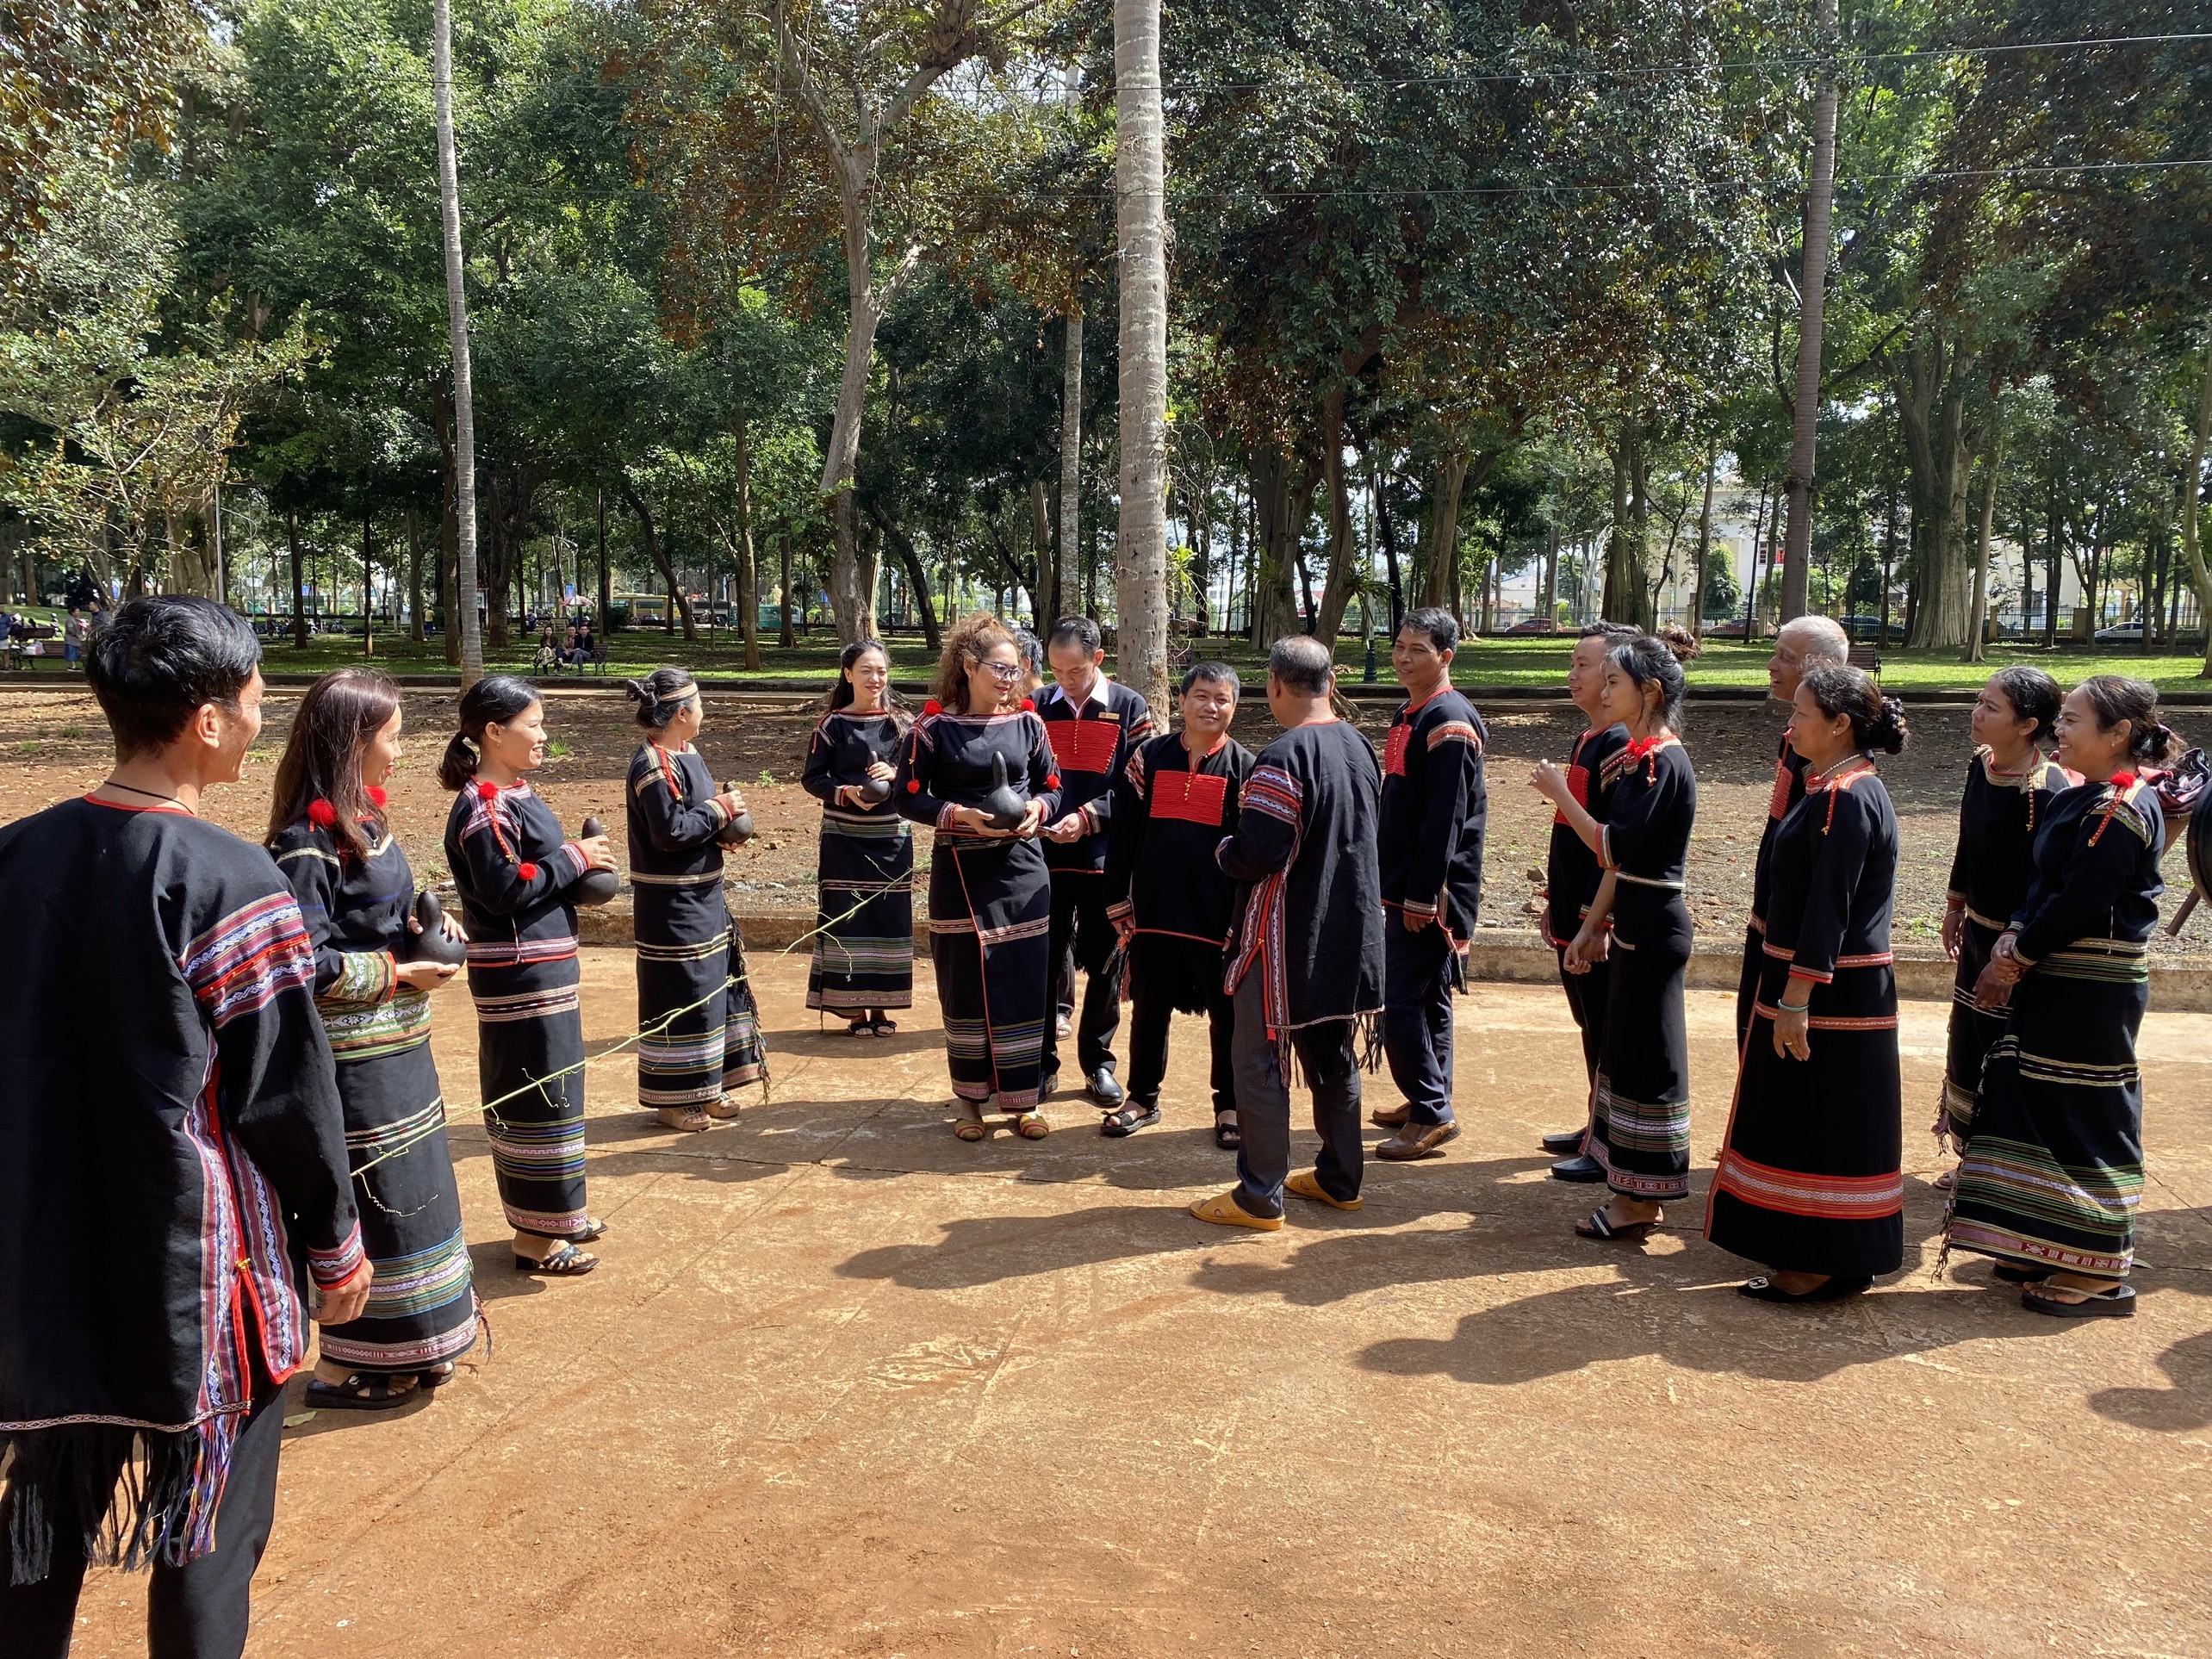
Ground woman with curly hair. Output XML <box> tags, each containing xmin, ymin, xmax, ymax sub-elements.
<box><xmin>1707</xmin><ymin>663</ymin><xmax>1907</xmax><ymax>1303</ymax></box>
<box><xmin>267</xmin><ymin>668</ymin><xmax>477</xmax><ymax>1406</ymax></box>
<box><xmin>894</xmin><ymin>614</ymin><xmax>1062</xmax><ymax>1140</ymax></box>
<box><xmin>1947</xmin><ymin>675</ymin><xmax>2181</xmax><ymax>1319</ymax></box>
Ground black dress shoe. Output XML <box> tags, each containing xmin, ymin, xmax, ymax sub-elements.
<box><xmin>1088</xmin><ymin>1068</ymin><xmax>1125</xmax><ymax>1109</ymax></box>
<box><xmin>1540</xmin><ymin>1129</ymin><xmax>1587</xmax><ymax>1157</ymax></box>
<box><xmin>1549</xmin><ymin>1153</ymin><xmax>1606</xmax><ymax>1183</ymax></box>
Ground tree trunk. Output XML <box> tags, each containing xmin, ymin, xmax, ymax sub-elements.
<box><xmin>406</xmin><ymin>506</ymin><xmax>425</xmax><ymax>642</ymax></box>
<box><xmin>1371</xmin><ymin>455</ymin><xmax>1404</xmax><ymax>637</ymax></box>
<box><xmin>2172</xmin><ymin>314</ymin><xmax>2212</xmax><ymax>675</ymax></box>
<box><xmin>1601</xmin><ymin>420</ymin><xmax>1652</xmax><ymax>628</ymax></box>
<box><xmin>596</xmin><ymin>487</ymin><xmax>611</xmax><ymax>624</ymax></box>
<box><xmin>361</xmin><ymin>512</ymin><xmax>375</xmax><ymax>657</ymax></box>
<box><xmin>1058</xmin><ymin>308</ymin><xmax>1083</xmax><ymax>624</ymax></box>
<box><xmin>1964</xmin><ymin>427</ymin><xmax>2004</xmax><ymax>663</ymax></box>
<box><xmin>1690</xmin><ymin>449</ymin><xmax>1716</xmax><ymax>639</ymax></box>
<box><xmin>1778</xmin><ymin>0</ymin><xmax>1840</xmax><ymax>623</ymax></box>
<box><xmin>618</xmin><ymin>476</ymin><xmax>697</xmax><ymax>639</ymax></box>
<box><xmin>779</xmin><ymin>531</ymin><xmax>796</xmax><ymax>647</ymax></box>
<box><xmin>1879</xmin><ymin>476</ymin><xmax>1898</xmax><ymax>646</ymax></box>
<box><xmin>1112</xmin><ymin>0</ymin><xmax>1170</xmax><ymax>710</ymax></box>
<box><xmin>865</xmin><ymin>500</ymin><xmax>942</xmax><ymax>651</ymax></box>
<box><xmin>432</xmin><ymin>0</ymin><xmax>482</xmax><ymax>684</ymax></box>
<box><xmin>1030</xmin><ymin>479</ymin><xmax>1054</xmax><ymax>623</ymax></box>
<box><xmin>1420</xmin><ymin>450</ymin><xmax>1470</xmax><ymax>609</ymax></box>
<box><xmin>1897</xmin><ymin>329</ymin><xmax>1976</xmax><ymax>649</ymax></box>
<box><xmin>733</xmin><ymin>414</ymin><xmax>762</xmax><ymax>671</ymax></box>
<box><xmin>285</xmin><ymin>512</ymin><xmax>308</xmax><ymax>649</ymax></box>
<box><xmin>1249</xmin><ymin>441</ymin><xmax>1315</xmax><ymax>645</ymax></box>
<box><xmin>1314</xmin><ymin>383</ymin><xmax>1359</xmax><ymax>644</ymax></box>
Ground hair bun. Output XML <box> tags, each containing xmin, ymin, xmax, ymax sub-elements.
<box><xmin>622</xmin><ymin>679</ymin><xmax>649</xmax><ymax>702</ymax></box>
<box><xmin>1656</xmin><ymin>624</ymin><xmax>1702</xmax><ymax>665</ymax></box>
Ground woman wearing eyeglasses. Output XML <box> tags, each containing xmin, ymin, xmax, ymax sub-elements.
<box><xmin>895</xmin><ymin>613</ymin><xmax>1063</xmax><ymax>1140</ymax></box>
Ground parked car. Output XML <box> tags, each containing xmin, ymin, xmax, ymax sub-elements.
<box><xmin>2092</xmin><ymin>620</ymin><xmax>2145</xmax><ymax>644</ymax></box>
<box><xmin>1703</xmin><ymin>618</ymin><xmax>1753</xmax><ymax>640</ymax></box>
<box><xmin>1841</xmin><ymin>614</ymin><xmax>1906</xmax><ymax>643</ymax></box>
<box><xmin>1505</xmin><ymin>617</ymin><xmax>1561</xmax><ymax>636</ymax></box>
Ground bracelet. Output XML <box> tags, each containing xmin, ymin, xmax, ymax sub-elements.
<box><xmin>1777</xmin><ymin>1001</ymin><xmax>1810</xmax><ymax>1014</ymax></box>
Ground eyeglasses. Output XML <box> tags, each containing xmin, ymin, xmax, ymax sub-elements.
<box><xmin>983</xmin><ymin>662</ymin><xmax>1021</xmax><ymax>680</ymax></box>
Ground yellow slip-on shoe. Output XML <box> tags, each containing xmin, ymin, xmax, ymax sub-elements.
<box><xmin>1286</xmin><ymin>1170</ymin><xmax>1362</xmax><ymax>1211</ymax></box>
<box><xmin>1189</xmin><ymin>1190</ymin><xmax>1283</xmax><ymax>1231</ymax></box>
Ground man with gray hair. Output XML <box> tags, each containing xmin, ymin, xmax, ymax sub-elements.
<box><xmin>1192</xmin><ymin>635</ymin><xmax>1383</xmax><ymax>1229</ymax></box>
<box><xmin>1736</xmin><ymin>615</ymin><xmax>1849</xmax><ymax>1042</ymax></box>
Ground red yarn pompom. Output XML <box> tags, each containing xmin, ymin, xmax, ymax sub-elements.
<box><xmin>366</xmin><ymin>786</ymin><xmax>388</xmax><ymax>809</ymax></box>
<box><xmin>906</xmin><ymin>780</ymin><xmax>921</xmax><ymax>794</ymax></box>
<box><xmin>2111</xmin><ymin>771</ymin><xmax>2137</xmax><ymax>790</ymax></box>
<box><xmin>1047</xmin><ymin>774</ymin><xmax>1062</xmax><ymax>790</ymax></box>
<box><xmin>923</xmin><ymin>699</ymin><xmax>942</xmax><ymax>717</ymax></box>
<box><xmin>1021</xmin><ymin>697</ymin><xmax>1035</xmax><ymax>711</ymax></box>
<box><xmin>477</xmin><ymin>780</ymin><xmax>499</xmax><ymax>800</ymax></box>
<box><xmin>516</xmin><ymin>861</ymin><xmax>539</xmax><ymax>881</ymax></box>
<box><xmin>306</xmin><ymin>798</ymin><xmax>337</xmax><ymax>829</ymax></box>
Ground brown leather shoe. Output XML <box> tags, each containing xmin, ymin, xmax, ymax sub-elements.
<box><xmin>1375</xmin><ymin>1120</ymin><xmax>1461</xmax><ymax>1160</ymax></box>
<box><xmin>1369</xmin><ymin>1102</ymin><xmax>1412</xmax><ymax>1129</ymax></box>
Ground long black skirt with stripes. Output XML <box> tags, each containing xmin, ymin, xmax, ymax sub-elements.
<box><xmin>807</xmin><ymin>803</ymin><xmax>914</xmax><ymax>1015</ymax></box>
<box><xmin>1589</xmin><ymin>889</ymin><xmax>1693</xmax><ymax>1202</ymax></box>
<box><xmin>929</xmin><ymin>836</ymin><xmax>1053</xmax><ymax>1112</ymax></box>
<box><xmin>635</xmin><ymin>871</ymin><xmax>767</xmax><ymax>1110</ymax></box>
<box><xmin>1941</xmin><ymin>915</ymin><xmax>2007</xmax><ymax>1138</ymax></box>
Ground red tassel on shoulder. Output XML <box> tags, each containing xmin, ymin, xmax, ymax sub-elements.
<box><xmin>477</xmin><ymin>780</ymin><xmax>499</xmax><ymax>800</ymax></box>
<box><xmin>367</xmin><ymin>786</ymin><xmax>388</xmax><ymax>809</ymax></box>
<box><xmin>1021</xmin><ymin>697</ymin><xmax>1036</xmax><ymax>711</ymax></box>
<box><xmin>517</xmin><ymin>861</ymin><xmax>539</xmax><ymax>881</ymax></box>
<box><xmin>307</xmin><ymin>798</ymin><xmax>337</xmax><ymax>828</ymax></box>
<box><xmin>923</xmin><ymin>699</ymin><xmax>942</xmax><ymax>717</ymax></box>
<box><xmin>2110</xmin><ymin>771</ymin><xmax>2136</xmax><ymax>790</ymax></box>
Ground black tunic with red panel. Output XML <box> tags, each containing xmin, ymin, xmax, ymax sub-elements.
<box><xmin>1708</xmin><ymin>761</ymin><xmax>1904</xmax><ymax>1278</ymax></box>
<box><xmin>1736</xmin><ymin>727</ymin><xmax>1811</xmax><ymax>1044</ymax></box>
<box><xmin>1036</xmin><ymin>677</ymin><xmax>1156</xmax><ymax>880</ymax></box>
<box><xmin>1103</xmin><ymin>730</ymin><xmax>1258</xmax><ymax>1011</ymax></box>
<box><xmin>1376</xmin><ymin>685</ymin><xmax>1488</xmax><ymax>944</ymax></box>
<box><xmin>1544</xmin><ymin>722</ymin><xmax>1630</xmax><ymax>1094</ymax></box>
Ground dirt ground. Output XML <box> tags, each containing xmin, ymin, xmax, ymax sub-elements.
<box><xmin>51</xmin><ymin>950</ymin><xmax>2212</xmax><ymax>1657</ymax></box>
<box><xmin>3</xmin><ymin>683</ymin><xmax>2205</xmax><ymax>954</ymax></box>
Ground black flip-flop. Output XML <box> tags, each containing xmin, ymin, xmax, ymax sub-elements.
<box><xmin>870</xmin><ymin>1016</ymin><xmax>899</xmax><ymax>1035</ymax></box>
<box><xmin>2021</xmin><ymin>1282</ymin><xmax>2135</xmax><ymax>1319</ymax></box>
<box><xmin>302</xmin><ymin>1372</ymin><xmax>423</xmax><ymax>1412</ymax></box>
<box><xmin>1738</xmin><ymin>1274</ymin><xmax>1873</xmax><ymax>1304</ymax></box>
<box><xmin>1215</xmin><ymin>1115</ymin><xmax>1241</xmax><ymax>1151</ymax></box>
<box><xmin>514</xmin><ymin>1240</ymin><xmax>598</xmax><ymax>1276</ymax></box>
<box><xmin>1101</xmin><ymin>1103</ymin><xmax>1162</xmax><ymax>1138</ymax></box>
<box><xmin>1575</xmin><ymin>1208</ymin><xmax>1656</xmax><ymax>1244</ymax></box>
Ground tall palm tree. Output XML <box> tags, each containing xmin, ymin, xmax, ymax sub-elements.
<box><xmin>1114</xmin><ymin>0</ymin><xmax>1169</xmax><ymax>707</ymax></box>
<box><xmin>1778</xmin><ymin>0</ymin><xmax>1839</xmax><ymax>623</ymax></box>
<box><xmin>432</xmin><ymin>0</ymin><xmax>482</xmax><ymax>682</ymax></box>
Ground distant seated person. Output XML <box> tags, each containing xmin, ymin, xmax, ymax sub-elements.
<box><xmin>532</xmin><ymin>622</ymin><xmax>559</xmax><ymax>675</ymax></box>
<box><xmin>565</xmin><ymin>618</ymin><xmax>590</xmax><ymax>668</ymax></box>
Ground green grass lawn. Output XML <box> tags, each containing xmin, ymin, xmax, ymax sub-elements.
<box><xmin>213</xmin><ymin>625</ymin><xmax>2212</xmax><ymax>696</ymax></box>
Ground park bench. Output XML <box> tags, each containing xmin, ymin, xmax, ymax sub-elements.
<box><xmin>1848</xmin><ymin>643</ymin><xmax>1881</xmax><ymax>680</ymax></box>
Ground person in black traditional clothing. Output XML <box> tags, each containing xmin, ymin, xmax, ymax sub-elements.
<box><xmin>803</xmin><ymin>639</ymin><xmax>915</xmax><ymax>1035</ymax></box>
<box><xmin>622</xmin><ymin>668</ymin><xmax>768</xmax><ymax>1132</ymax></box>
<box><xmin>439</xmin><ymin>676</ymin><xmax>618</xmax><ymax>1276</ymax></box>
<box><xmin>267</xmin><ymin>669</ymin><xmax>479</xmax><ymax>1410</ymax></box>
<box><xmin>1532</xmin><ymin>630</ymin><xmax>1701</xmax><ymax>1242</ymax></box>
<box><xmin>0</xmin><ymin>596</ymin><xmax>370</xmax><ymax>1658</ymax></box>
<box><xmin>1708</xmin><ymin>665</ymin><xmax>1907</xmax><ymax>1303</ymax></box>
<box><xmin>1190</xmin><ymin>635</ymin><xmax>1384</xmax><ymax>1230</ymax></box>
<box><xmin>1736</xmin><ymin>616</ymin><xmax>1849</xmax><ymax>1046</ymax></box>
<box><xmin>1369</xmin><ymin>606</ymin><xmax>1488</xmax><ymax>1161</ymax></box>
<box><xmin>896</xmin><ymin>615</ymin><xmax>1063</xmax><ymax>1140</ymax></box>
<box><xmin>1103</xmin><ymin>662</ymin><xmax>1257</xmax><ymax>1143</ymax></box>
<box><xmin>1037</xmin><ymin>616</ymin><xmax>1154</xmax><ymax>1110</ymax></box>
<box><xmin>1538</xmin><ymin>622</ymin><xmax>1638</xmax><ymax>1182</ymax></box>
<box><xmin>1934</xmin><ymin>668</ymin><xmax>2066</xmax><ymax>1189</ymax></box>
<box><xmin>1948</xmin><ymin>676</ymin><xmax>2182</xmax><ymax>1320</ymax></box>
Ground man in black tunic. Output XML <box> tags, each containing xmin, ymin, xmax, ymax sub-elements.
<box><xmin>1103</xmin><ymin>662</ymin><xmax>1257</xmax><ymax>1142</ymax></box>
<box><xmin>1736</xmin><ymin>615</ymin><xmax>1848</xmax><ymax>1043</ymax></box>
<box><xmin>1192</xmin><ymin>636</ymin><xmax>1384</xmax><ymax>1228</ymax></box>
<box><xmin>0</xmin><ymin>597</ymin><xmax>368</xmax><ymax>1658</ymax></box>
<box><xmin>1370</xmin><ymin>607</ymin><xmax>1488</xmax><ymax>1161</ymax></box>
<box><xmin>1037</xmin><ymin>616</ymin><xmax>1154</xmax><ymax>1109</ymax></box>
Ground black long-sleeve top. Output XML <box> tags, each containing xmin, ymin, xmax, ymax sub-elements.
<box><xmin>1751</xmin><ymin>726</ymin><xmax>1811</xmax><ymax>929</ymax></box>
<box><xmin>624</xmin><ymin>741</ymin><xmax>732</xmax><ymax>877</ymax></box>
<box><xmin>1945</xmin><ymin>749</ymin><xmax>2071</xmax><ymax>927</ymax></box>
<box><xmin>1544</xmin><ymin>722</ymin><xmax>1627</xmax><ymax>944</ymax></box>
<box><xmin>802</xmin><ymin>708</ymin><xmax>908</xmax><ymax>811</ymax></box>
<box><xmin>1103</xmin><ymin>729</ymin><xmax>1257</xmax><ymax>946</ymax></box>
<box><xmin>893</xmin><ymin>702</ymin><xmax>1063</xmax><ymax>848</ymax></box>
<box><xmin>1377</xmin><ymin>683</ymin><xmax>1488</xmax><ymax>937</ymax></box>
<box><xmin>270</xmin><ymin>810</ymin><xmax>417</xmax><ymax>1005</ymax></box>
<box><xmin>443</xmin><ymin>780</ymin><xmax>591</xmax><ymax>959</ymax></box>
<box><xmin>1220</xmin><ymin>718</ymin><xmax>1384</xmax><ymax>1035</ymax></box>
<box><xmin>0</xmin><ymin>800</ymin><xmax>360</xmax><ymax>1472</ymax></box>
<box><xmin>2009</xmin><ymin>776</ymin><xmax>2165</xmax><ymax>966</ymax></box>
<box><xmin>1035</xmin><ymin>677</ymin><xmax>1154</xmax><ymax>873</ymax></box>
<box><xmin>1762</xmin><ymin>761</ymin><xmax>1898</xmax><ymax>990</ymax></box>
<box><xmin>1597</xmin><ymin>737</ymin><xmax>1698</xmax><ymax>897</ymax></box>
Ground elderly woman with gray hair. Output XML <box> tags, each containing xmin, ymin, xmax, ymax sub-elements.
<box><xmin>1736</xmin><ymin>615</ymin><xmax>1849</xmax><ymax>1046</ymax></box>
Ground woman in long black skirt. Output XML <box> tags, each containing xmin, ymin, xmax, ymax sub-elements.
<box><xmin>621</xmin><ymin>668</ymin><xmax>768</xmax><ymax>1132</ymax></box>
<box><xmin>1536</xmin><ymin>622</ymin><xmax>1636</xmax><ymax>1174</ymax></box>
<box><xmin>1936</xmin><ymin>668</ymin><xmax>2066</xmax><ymax>1184</ymax></box>
<box><xmin>1532</xmin><ymin>629</ymin><xmax>1699</xmax><ymax>1241</ymax></box>
<box><xmin>895</xmin><ymin>614</ymin><xmax>1061</xmax><ymax>1141</ymax></box>
<box><xmin>1948</xmin><ymin>675</ymin><xmax>2179</xmax><ymax>1319</ymax></box>
<box><xmin>269</xmin><ymin>668</ymin><xmax>477</xmax><ymax>1407</ymax></box>
<box><xmin>1708</xmin><ymin>665</ymin><xmax>1907</xmax><ymax>1303</ymax></box>
<box><xmin>440</xmin><ymin>675</ymin><xmax>618</xmax><ymax>1276</ymax></box>
<box><xmin>804</xmin><ymin>639</ymin><xmax>915</xmax><ymax>1035</ymax></box>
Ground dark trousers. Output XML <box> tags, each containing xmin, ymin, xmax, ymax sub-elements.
<box><xmin>1</xmin><ymin>1388</ymin><xmax>285</xmax><ymax>1659</ymax></box>
<box><xmin>1557</xmin><ymin>949</ymin><xmax>1612</xmax><ymax>1135</ymax></box>
<box><xmin>1230</xmin><ymin>970</ymin><xmax>1364</xmax><ymax>1217</ymax></box>
<box><xmin>1042</xmin><ymin>875</ymin><xmax>1122</xmax><ymax>1083</ymax></box>
<box><xmin>1126</xmin><ymin>984</ymin><xmax>1236</xmax><ymax>1115</ymax></box>
<box><xmin>1382</xmin><ymin>918</ymin><xmax>1457</xmax><ymax>1127</ymax></box>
